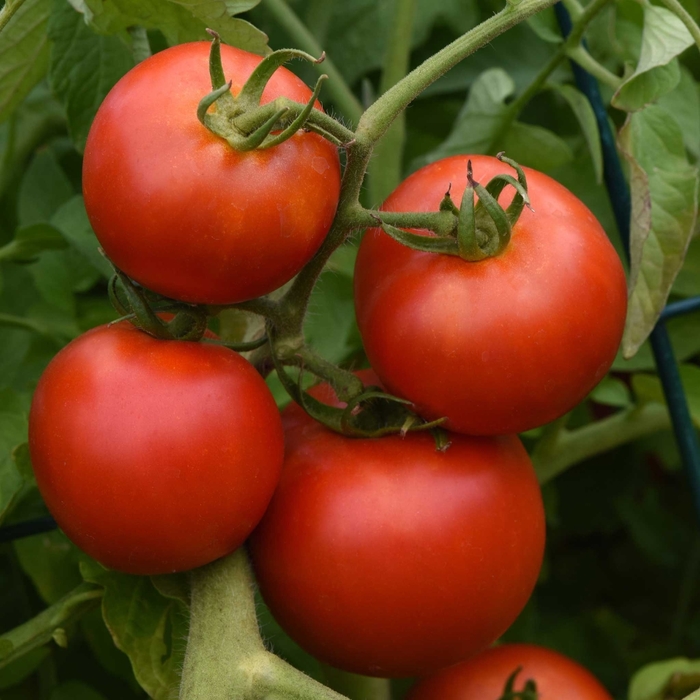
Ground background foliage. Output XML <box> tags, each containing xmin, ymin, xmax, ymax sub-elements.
<box><xmin>0</xmin><ymin>0</ymin><xmax>699</xmax><ymax>698</ymax></box>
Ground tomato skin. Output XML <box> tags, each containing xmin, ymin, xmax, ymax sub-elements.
<box><xmin>249</xmin><ymin>390</ymin><xmax>545</xmax><ymax>678</ymax></box>
<box><xmin>407</xmin><ymin>644</ymin><xmax>614</xmax><ymax>700</ymax></box>
<box><xmin>83</xmin><ymin>42</ymin><xmax>341</xmax><ymax>305</ymax></box>
<box><xmin>28</xmin><ymin>323</ymin><xmax>284</xmax><ymax>575</ymax></box>
<box><xmin>354</xmin><ymin>155</ymin><xmax>628</xmax><ymax>436</ymax></box>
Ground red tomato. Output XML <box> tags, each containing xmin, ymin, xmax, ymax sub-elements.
<box><xmin>83</xmin><ymin>42</ymin><xmax>341</xmax><ymax>305</ymax></box>
<box><xmin>407</xmin><ymin>644</ymin><xmax>614</xmax><ymax>700</ymax></box>
<box><xmin>28</xmin><ymin>322</ymin><xmax>284</xmax><ymax>575</ymax></box>
<box><xmin>249</xmin><ymin>383</ymin><xmax>545</xmax><ymax>678</ymax></box>
<box><xmin>354</xmin><ymin>155</ymin><xmax>628</xmax><ymax>435</ymax></box>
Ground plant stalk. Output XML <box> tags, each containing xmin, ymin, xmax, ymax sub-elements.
<box><xmin>0</xmin><ymin>0</ymin><xmax>27</xmax><ymax>34</ymax></box>
<box><xmin>179</xmin><ymin>549</ymin><xmax>348</xmax><ymax>700</ymax></box>
<box><xmin>356</xmin><ymin>0</ymin><xmax>562</xmax><ymax>148</ymax></box>
<box><xmin>0</xmin><ymin>583</ymin><xmax>103</xmax><ymax>671</ymax></box>
<box><xmin>368</xmin><ymin>0</ymin><xmax>417</xmax><ymax>204</ymax></box>
<box><xmin>533</xmin><ymin>401</ymin><xmax>671</xmax><ymax>484</ymax></box>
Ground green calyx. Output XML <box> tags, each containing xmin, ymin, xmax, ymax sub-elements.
<box><xmin>197</xmin><ymin>30</ymin><xmax>330</xmax><ymax>152</ymax></box>
<box><xmin>267</xmin><ymin>327</ymin><xmax>446</xmax><ymax>440</ymax></box>
<box><xmin>108</xmin><ymin>270</ymin><xmax>210</xmax><ymax>342</ymax></box>
<box><xmin>376</xmin><ymin>153</ymin><xmax>532</xmax><ymax>262</ymax></box>
<box><xmin>498</xmin><ymin>667</ymin><xmax>540</xmax><ymax>700</ymax></box>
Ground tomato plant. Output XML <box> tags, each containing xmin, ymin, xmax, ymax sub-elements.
<box><xmin>250</xmin><ymin>381</ymin><xmax>545</xmax><ymax>678</ymax></box>
<box><xmin>83</xmin><ymin>41</ymin><xmax>341</xmax><ymax>305</ymax></box>
<box><xmin>28</xmin><ymin>321</ymin><xmax>284</xmax><ymax>575</ymax></box>
<box><xmin>407</xmin><ymin>644</ymin><xmax>614</xmax><ymax>700</ymax></box>
<box><xmin>354</xmin><ymin>155</ymin><xmax>628</xmax><ymax>436</ymax></box>
<box><xmin>1</xmin><ymin>0</ymin><xmax>699</xmax><ymax>698</ymax></box>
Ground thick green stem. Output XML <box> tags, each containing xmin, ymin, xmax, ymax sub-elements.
<box><xmin>179</xmin><ymin>550</ymin><xmax>348</xmax><ymax>700</ymax></box>
<box><xmin>261</xmin><ymin>0</ymin><xmax>363</xmax><ymax>124</ymax></box>
<box><xmin>0</xmin><ymin>0</ymin><xmax>27</xmax><ymax>34</ymax></box>
<box><xmin>127</xmin><ymin>25</ymin><xmax>151</xmax><ymax>63</ymax></box>
<box><xmin>356</xmin><ymin>0</ymin><xmax>561</xmax><ymax>148</ymax></box>
<box><xmin>0</xmin><ymin>583</ymin><xmax>103</xmax><ymax>671</ymax></box>
<box><xmin>368</xmin><ymin>0</ymin><xmax>417</xmax><ymax>204</ymax></box>
<box><xmin>566</xmin><ymin>45</ymin><xmax>621</xmax><ymax>88</ymax></box>
<box><xmin>532</xmin><ymin>402</ymin><xmax>671</xmax><ymax>484</ymax></box>
<box><xmin>655</xmin><ymin>0</ymin><xmax>700</xmax><ymax>54</ymax></box>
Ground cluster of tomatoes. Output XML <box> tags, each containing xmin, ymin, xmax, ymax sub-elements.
<box><xmin>27</xmin><ymin>39</ymin><xmax>626</xmax><ymax>697</ymax></box>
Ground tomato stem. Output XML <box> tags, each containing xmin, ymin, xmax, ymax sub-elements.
<box><xmin>532</xmin><ymin>401</ymin><xmax>672</xmax><ymax>484</ymax></box>
<box><xmin>179</xmin><ymin>550</ymin><xmax>349</xmax><ymax>700</ymax></box>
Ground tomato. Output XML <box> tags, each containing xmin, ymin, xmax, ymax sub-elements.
<box><xmin>354</xmin><ymin>155</ymin><xmax>628</xmax><ymax>436</ymax></box>
<box><xmin>249</xmin><ymin>378</ymin><xmax>545</xmax><ymax>678</ymax></box>
<box><xmin>83</xmin><ymin>42</ymin><xmax>341</xmax><ymax>305</ymax></box>
<box><xmin>407</xmin><ymin>643</ymin><xmax>614</xmax><ymax>700</ymax></box>
<box><xmin>28</xmin><ymin>322</ymin><xmax>284</xmax><ymax>575</ymax></box>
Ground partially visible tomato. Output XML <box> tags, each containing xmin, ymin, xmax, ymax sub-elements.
<box><xmin>29</xmin><ymin>322</ymin><xmax>284</xmax><ymax>575</ymax></box>
<box><xmin>354</xmin><ymin>155</ymin><xmax>628</xmax><ymax>436</ymax></box>
<box><xmin>407</xmin><ymin>643</ymin><xmax>614</xmax><ymax>700</ymax></box>
<box><xmin>83</xmin><ymin>42</ymin><xmax>341</xmax><ymax>305</ymax></box>
<box><xmin>249</xmin><ymin>380</ymin><xmax>545</xmax><ymax>678</ymax></box>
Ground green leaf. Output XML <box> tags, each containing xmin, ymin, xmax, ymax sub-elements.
<box><xmin>0</xmin><ymin>0</ymin><xmax>52</xmax><ymax>123</ymax></box>
<box><xmin>320</xmin><ymin>0</ymin><xmax>479</xmax><ymax>87</ymax></box>
<box><xmin>548</xmin><ymin>83</ymin><xmax>603</xmax><ymax>182</ymax></box>
<box><xmin>0</xmin><ymin>388</ymin><xmax>29</xmax><ymax>524</ymax></box>
<box><xmin>632</xmin><ymin>364</ymin><xmax>700</xmax><ymax>428</ymax></box>
<box><xmin>68</xmin><ymin>0</ymin><xmax>202</xmax><ymax>42</ymax></box>
<box><xmin>614</xmin><ymin>311</ymin><xmax>700</xmax><ymax>371</ymax></box>
<box><xmin>18</xmin><ymin>149</ymin><xmax>74</xmax><ymax>226</ymax></box>
<box><xmin>28</xmin><ymin>247</ymin><xmax>101</xmax><ymax>314</ymax></box>
<box><xmin>51</xmin><ymin>195</ymin><xmax>112</xmax><ymax>278</ymax></box>
<box><xmin>0</xmin><ymin>646</ymin><xmax>49</xmax><ymax>690</ymax></box>
<box><xmin>0</xmin><ymin>223</ymin><xmax>67</xmax><ymax>263</ymax></box>
<box><xmin>589</xmin><ymin>376</ymin><xmax>632</xmax><ymax>408</ymax></box>
<box><xmin>657</xmin><ymin>66</ymin><xmax>700</xmax><ymax>159</ymax></box>
<box><xmin>80</xmin><ymin>608</ymin><xmax>140</xmax><ymax>690</ymax></box>
<box><xmin>501</xmin><ymin>121</ymin><xmax>574</xmax><ymax>172</ymax></box>
<box><xmin>629</xmin><ymin>658</ymin><xmax>700</xmax><ymax>700</ymax></box>
<box><xmin>305</xmin><ymin>270</ymin><xmax>360</xmax><ymax>366</ymax></box>
<box><xmin>169</xmin><ymin>1</ymin><xmax>268</xmax><ymax>53</ymax></box>
<box><xmin>71</xmin><ymin>0</ymin><xmax>268</xmax><ymax>53</ymax></box>
<box><xmin>81</xmin><ymin>561</ymin><xmax>189</xmax><ymax>700</ymax></box>
<box><xmin>527</xmin><ymin>6</ymin><xmax>563</xmax><ymax>44</ymax></box>
<box><xmin>417</xmin><ymin>67</ymin><xmax>514</xmax><ymax>166</ymax></box>
<box><xmin>48</xmin><ymin>0</ymin><xmax>135</xmax><ymax>152</ymax></box>
<box><xmin>612</xmin><ymin>5</ymin><xmax>694</xmax><ymax>112</ymax></box>
<box><xmin>618</xmin><ymin>105</ymin><xmax>699</xmax><ymax>358</ymax></box>
<box><xmin>673</xmin><ymin>236</ymin><xmax>700</xmax><ymax>297</ymax></box>
<box><xmin>14</xmin><ymin>530</ymin><xmax>84</xmax><ymax>604</ymax></box>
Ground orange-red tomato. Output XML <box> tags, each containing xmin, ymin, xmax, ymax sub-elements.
<box><xmin>249</xmin><ymin>377</ymin><xmax>545</xmax><ymax>678</ymax></box>
<box><xmin>407</xmin><ymin>644</ymin><xmax>614</xmax><ymax>700</ymax></box>
<box><xmin>83</xmin><ymin>42</ymin><xmax>341</xmax><ymax>305</ymax></box>
<box><xmin>29</xmin><ymin>322</ymin><xmax>284</xmax><ymax>575</ymax></box>
<box><xmin>354</xmin><ymin>155</ymin><xmax>628</xmax><ymax>435</ymax></box>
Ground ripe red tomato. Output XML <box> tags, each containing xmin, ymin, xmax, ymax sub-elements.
<box><xmin>354</xmin><ymin>155</ymin><xmax>628</xmax><ymax>436</ymax></box>
<box><xmin>249</xmin><ymin>380</ymin><xmax>545</xmax><ymax>678</ymax></box>
<box><xmin>83</xmin><ymin>42</ymin><xmax>341</xmax><ymax>305</ymax></box>
<box><xmin>407</xmin><ymin>643</ymin><xmax>614</xmax><ymax>700</ymax></box>
<box><xmin>28</xmin><ymin>322</ymin><xmax>284</xmax><ymax>575</ymax></box>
